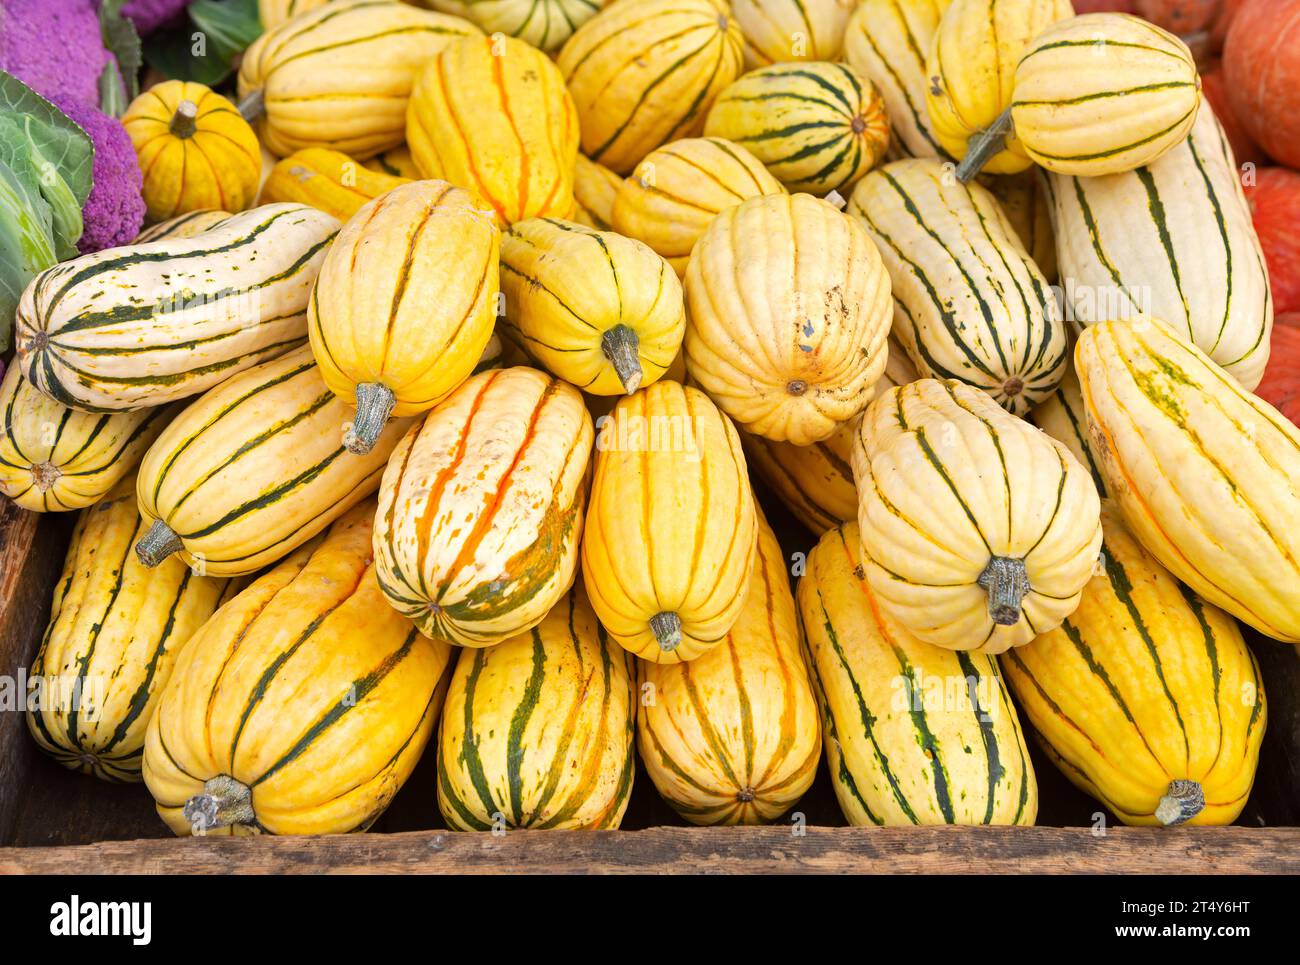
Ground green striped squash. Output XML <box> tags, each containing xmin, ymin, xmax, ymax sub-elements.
<box><xmin>27</xmin><ymin>477</ymin><xmax>233</xmax><ymax>781</ymax></box>
<box><xmin>1045</xmin><ymin>107</ymin><xmax>1273</xmax><ymax>391</ymax></box>
<box><xmin>797</xmin><ymin>521</ymin><xmax>1038</xmax><ymax>826</ymax></box>
<box><xmin>1029</xmin><ymin>363</ymin><xmax>1110</xmax><ymax>498</ymax></box>
<box><xmin>703</xmin><ymin>61</ymin><xmax>890</xmax><ymax>195</ymax></box>
<box><xmin>731</xmin><ymin>0</ymin><xmax>857</xmax><ymax>68</ymax></box>
<box><xmin>14</xmin><ymin>204</ymin><xmax>339</xmax><ymax>413</ymax></box>
<box><xmin>848</xmin><ymin>158</ymin><xmax>1067</xmax><ymax>414</ymax></box>
<box><xmin>133</xmin><ymin>209</ymin><xmax>231</xmax><ymax>242</ymax></box>
<box><xmin>424</xmin><ymin>0</ymin><xmax>606</xmax><ymax>52</ymax></box>
<box><xmin>437</xmin><ymin>588</ymin><xmax>636</xmax><ymax>830</ymax></box>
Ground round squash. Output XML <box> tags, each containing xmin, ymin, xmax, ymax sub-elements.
<box><xmin>406</xmin><ymin>34</ymin><xmax>580</xmax><ymax>226</ymax></box>
<box><xmin>851</xmin><ymin>378</ymin><xmax>1103</xmax><ymax>652</ymax></box>
<box><xmin>573</xmin><ymin>154</ymin><xmax>623</xmax><ymax>231</ymax></box>
<box><xmin>1255</xmin><ymin>318</ymin><xmax>1300</xmax><ymax>427</ymax></box>
<box><xmin>373</xmin><ymin>367</ymin><xmax>593</xmax><ymax>648</ymax></box>
<box><xmin>143</xmin><ymin>503</ymin><xmax>454</xmax><ymax>836</ymax></box>
<box><xmin>557</xmin><ymin>0</ymin><xmax>745</xmax><ymax>174</ymax></box>
<box><xmin>610</xmin><ymin>137</ymin><xmax>785</xmax><ymax>277</ymax></box>
<box><xmin>123</xmin><ymin>81</ymin><xmax>261</xmax><ymax>222</ymax></box>
<box><xmin>261</xmin><ymin>148</ymin><xmax>409</xmax><ymax>222</ymax></box>
<box><xmin>703</xmin><ymin>61</ymin><xmax>890</xmax><ymax>195</ymax></box>
<box><xmin>437</xmin><ymin>588</ymin><xmax>635</xmax><ymax>830</ymax></box>
<box><xmin>307</xmin><ymin>181</ymin><xmax>499</xmax><ymax>454</ymax></box>
<box><xmin>731</xmin><ymin>0</ymin><xmax>856</xmax><ymax>68</ymax></box>
<box><xmin>1245</xmin><ymin>167</ymin><xmax>1300</xmax><ymax>318</ymax></box>
<box><xmin>1223</xmin><ymin>0</ymin><xmax>1300</xmax><ymax>168</ymax></box>
<box><xmin>500</xmin><ymin>218</ymin><xmax>685</xmax><ymax>396</ymax></box>
<box><xmin>684</xmin><ymin>192</ymin><xmax>893</xmax><ymax>445</ymax></box>
<box><xmin>424</xmin><ymin>0</ymin><xmax>609</xmax><ymax>51</ymax></box>
<box><xmin>133</xmin><ymin>209</ymin><xmax>231</xmax><ymax>242</ymax></box>
<box><xmin>582</xmin><ymin>380</ymin><xmax>757</xmax><ymax>663</ymax></box>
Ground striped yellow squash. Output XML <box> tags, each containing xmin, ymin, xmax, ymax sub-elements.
<box><xmin>437</xmin><ymin>588</ymin><xmax>635</xmax><ymax>830</ymax></box>
<box><xmin>848</xmin><ymin>159</ymin><xmax>1067</xmax><ymax>414</ymax></box>
<box><xmin>985</xmin><ymin>169</ymin><xmax>1056</xmax><ymax>283</ymax></box>
<box><xmin>638</xmin><ymin>511</ymin><xmax>820</xmax><ymax>824</ymax></box>
<box><xmin>0</xmin><ymin>365</ymin><xmax>169</xmax><ymax>512</ymax></box>
<box><xmin>703</xmin><ymin>62</ymin><xmax>890</xmax><ymax>195</ymax></box>
<box><xmin>424</xmin><ymin>0</ymin><xmax>608</xmax><ymax>51</ymax></box>
<box><xmin>1011</xmin><ymin>14</ymin><xmax>1201</xmax><ymax>178</ymax></box>
<box><xmin>500</xmin><ymin>218</ymin><xmax>685</xmax><ymax>396</ymax></box>
<box><xmin>308</xmin><ymin>181</ymin><xmax>498</xmax><ymax>454</ymax></box>
<box><xmin>611</xmin><ymin>137</ymin><xmax>784</xmax><ymax>277</ymax></box>
<box><xmin>26</xmin><ymin>478</ymin><xmax>232</xmax><ymax>781</ymax></box>
<box><xmin>557</xmin><ymin>0</ymin><xmax>744</xmax><ymax>175</ymax></box>
<box><xmin>407</xmin><ymin>35</ymin><xmax>579</xmax><ymax>226</ymax></box>
<box><xmin>374</xmin><ymin>367</ymin><xmax>593</xmax><ymax>647</ymax></box>
<box><xmin>133</xmin><ymin>346</ymin><xmax>412</xmax><ymax>577</ymax></box>
<box><xmin>238</xmin><ymin>0</ymin><xmax>481</xmax><ymax>158</ymax></box>
<box><xmin>843</xmin><ymin>0</ymin><xmax>953</xmax><ymax>161</ymax></box>
<box><xmin>731</xmin><ymin>0</ymin><xmax>856</xmax><ymax>68</ymax></box>
<box><xmin>798</xmin><ymin>521</ymin><xmax>1037</xmax><ymax>826</ymax></box>
<box><xmin>14</xmin><ymin>204</ymin><xmax>338</xmax><ymax>412</ymax></box>
<box><xmin>143</xmin><ymin>504</ymin><xmax>453</xmax><ymax>835</ymax></box>
<box><xmin>1002</xmin><ymin>505</ymin><xmax>1266</xmax><ymax>826</ymax></box>
<box><xmin>1076</xmin><ymin>318</ymin><xmax>1300</xmax><ymax>643</ymax></box>
<box><xmin>852</xmin><ymin>379</ymin><xmax>1103</xmax><ymax>652</ymax></box>
<box><xmin>1029</xmin><ymin>364</ymin><xmax>1109</xmax><ymax>498</ymax></box>
<box><xmin>362</xmin><ymin>144</ymin><xmax>421</xmax><ymax>180</ymax></box>
<box><xmin>685</xmin><ymin>192</ymin><xmax>893</xmax><ymax>445</ymax></box>
<box><xmin>258</xmin><ymin>0</ymin><xmax>330</xmax><ymax>29</ymax></box>
<box><xmin>1045</xmin><ymin>108</ymin><xmax>1271</xmax><ymax>390</ymax></box>
<box><xmin>260</xmin><ymin>148</ymin><xmax>409</xmax><ymax>222</ymax></box>
<box><xmin>133</xmin><ymin>209</ymin><xmax>230</xmax><ymax>242</ymax></box>
<box><xmin>572</xmin><ymin>154</ymin><xmax>623</xmax><ymax>231</ymax></box>
<box><xmin>582</xmin><ymin>381</ymin><xmax>757</xmax><ymax>663</ymax></box>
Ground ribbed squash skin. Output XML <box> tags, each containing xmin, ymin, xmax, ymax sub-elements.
<box><xmin>731</xmin><ymin>0</ymin><xmax>855</xmax><ymax>67</ymax></box>
<box><xmin>848</xmin><ymin>159</ymin><xmax>1067</xmax><ymax>414</ymax></box>
<box><xmin>1029</xmin><ymin>364</ymin><xmax>1110</xmax><ymax>498</ymax></box>
<box><xmin>1002</xmin><ymin>505</ymin><xmax>1266</xmax><ymax>826</ymax></box>
<box><xmin>851</xmin><ymin>379</ymin><xmax>1103</xmax><ymax>653</ymax></box>
<box><xmin>843</xmin><ymin>0</ymin><xmax>953</xmax><ymax>161</ymax></box>
<box><xmin>135</xmin><ymin>346</ymin><xmax>412</xmax><ymax>577</ymax></box>
<box><xmin>985</xmin><ymin>169</ymin><xmax>1056</xmax><ymax>283</ymax></box>
<box><xmin>924</xmin><ymin>0</ymin><xmax>1074</xmax><ymax>175</ymax></box>
<box><xmin>557</xmin><ymin>0</ymin><xmax>745</xmax><ymax>175</ymax></box>
<box><xmin>743</xmin><ymin>341</ymin><xmax>916</xmax><ymax>534</ymax></box>
<box><xmin>1076</xmin><ymin>318</ymin><xmax>1300</xmax><ymax>643</ymax></box>
<box><xmin>425</xmin><ymin>0</ymin><xmax>608</xmax><ymax>51</ymax></box>
<box><xmin>437</xmin><ymin>589</ymin><xmax>635</xmax><ymax>830</ymax></box>
<box><xmin>499</xmin><ymin>218</ymin><xmax>685</xmax><ymax>396</ymax></box>
<box><xmin>27</xmin><ymin>479</ymin><xmax>231</xmax><ymax>781</ymax></box>
<box><xmin>685</xmin><ymin>192</ymin><xmax>893</xmax><ymax>445</ymax></box>
<box><xmin>143</xmin><ymin>504</ymin><xmax>453</xmax><ymax>836</ymax></box>
<box><xmin>258</xmin><ymin>0</ymin><xmax>329</xmax><ymax>29</ymax></box>
<box><xmin>123</xmin><ymin>81</ymin><xmax>261</xmax><ymax>222</ymax></box>
<box><xmin>1011</xmin><ymin>13</ymin><xmax>1201</xmax><ymax>177</ymax></box>
<box><xmin>363</xmin><ymin>145</ymin><xmax>421</xmax><ymax>180</ymax></box>
<box><xmin>238</xmin><ymin>0</ymin><xmax>481</xmax><ymax>158</ymax></box>
<box><xmin>582</xmin><ymin>381</ymin><xmax>757</xmax><ymax>663</ymax></box>
<box><xmin>703</xmin><ymin>62</ymin><xmax>889</xmax><ymax>194</ymax></box>
<box><xmin>798</xmin><ymin>521</ymin><xmax>1038</xmax><ymax>826</ymax></box>
<box><xmin>0</xmin><ymin>365</ymin><xmax>169</xmax><ymax>512</ymax></box>
<box><xmin>133</xmin><ymin>209</ymin><xmax>230</xmax><ymax>242</ymax></box>
<box><xmin>638</xmin><ymin>512</ymin><xmax>820</xmax><ymax>824</ymax></box>
<box><xmin>611</xmin><ymin>137</ymin><xmax>784</xmax><ymax>276</ymax></box>
<box><xmin>374</xmin><ymin>367</ymin><xmax>593</xmax><ymax>647</ymax></box>
<box><xmin>1046</xmin><ymin>108</ymin><xmax>1272</xmax><ymax>391</ymax></box>
<box><xmin>261</xmin><ymin>148</ymin><xmax>410</xmax><ymax>222</ymax></box>
<box><xmin>573</xmin><ymin>154</ymin><xmax>622</xmax><ymax>231</ymax></box>
<box><xmin>407</xmin><ymin>35</ymin><xmax>580</xmax><ymax>226</ymax></box>
<box><xmin>15</xmin><ymin>204</ymin><xmax>339</xmax><ymax>412</ymax></box>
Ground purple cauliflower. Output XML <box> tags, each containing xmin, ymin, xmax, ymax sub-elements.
<box><xmin>123</xmin><ymin>0</ymin><xmax>191</xmax><ymax>34</ymax></box>
<box><xmin>0</xmin><ymin>0</ymin><xmax>119</xmax><ymax>107</ymax></box>
<box><xmin>51</xmin><ymin>95</ymin><xmax>145</xmax><ymax>252</ymax></box>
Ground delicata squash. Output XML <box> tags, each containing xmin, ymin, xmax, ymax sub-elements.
<box><xmin>731</xmin><ymin>0</ymin><xmax>857</xmax><ymax>68</ymax></box>
<box><xmin>260</xmin><ymin>148</ymin><xmax>410</xmax><ymax>222</ymax></box>
<box><xmin>424</xmin><ymin>0</ymin><xmax>607</xmax><ymax>53</ymax></box>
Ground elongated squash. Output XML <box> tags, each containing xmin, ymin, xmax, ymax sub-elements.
<box><xmin>610</xmin><ymin>137</ymin><xmax>784</xmax><ymax>276</ymax></box>
<box><xmin>26</xmin><ymin>478</ymin><xmax>231</xmax><ymax>781</ymax></box>
<box><xmin>424</xmin><ymin>0</ymin><xmax>608</xmax><ymax>52</ymax></box>
<box><xmin>133</xmin><ymin>209</ymin><xmax>230</xmax><ymax>242</ymax></box>
<box><xmin>143</xmin><ymin>504</ymin><xmax>453</xmax><ymax>835</ymax></box>
<box><xmin>582</xmin><ymin>381</ymin><xmax>757</xmax><ymax>663</ymax></box>
<box><xmin>258</xmin><ymin>0</ymin><xmax>329</xmax><ymax>29</ymax></box>
<box><xmin>798</xmin><ymin>521</ymin><xmax>1037</xmax><ymax>826</ymax></box>
<box><xmin>362</xmin><ymin>145</ymin><xmax>421</xmax><ymax>180</ymax></box>
<box><xmin>557</xmin><ymin>0</ymin><xmax>744</xmax><ymax>174</ymax></box>
<box><xmin>1046</xmin><ymin>107</ymin><xmax>1272</xmax><ymax>390</ymax></box>
<box><xmin>133</xmin><ymin>346</ymin><xmax>412</xmax><ymax>577</ymax></box>
<box><xmin>572</xmin><ymin>154</ymin><xmax>623</xmax><ymax>231</ymax></box>
<box><xmin>0</xmin><ymin>365</ymin><xmax>169</xmax><ymax>512</ymax></box>
<box><xmin>1029</xmin><ymin>363</ymin><xmax>1110</xmax><ymax>497</ymax></box>
<box><xmin>407</xmin><ymin>35</ymin><xmax>580</xmax><ymax>226</ymax></box>
<box><xmin>500</xmin><ymin>218</ymin><xmax>685</xmax><ymax>396</ymax></box>
<box><xmin>848</xmin><ymin>159</ymin><xmax>1067</xmax><ymax>414</ymax></box>
<box><xmin>1076</xmin><ymin>318</ymin><xmax>1300</xmax><ymax>643</ymax></box>
<box><xmin>985</xmin><ymin>169</ymin><xmax>1057</xmax><ymax>283</ymax></box>
<box><xmin>638</xmin><ymin>510</ymin><xmax>820</xmax><ymax>824</ymax></box>
<box><xmin>1002</xmin><ymin>505</ymin><xmax>1266</xmax><ymax>826</ymax></box>
<box><xmin>703</xmin><ymin>62</ymin><xmax>890</xmax><ymax>195</ymax></box>
<box><xmin>437</xmin><ymin>588</ymin><xmax>635</xmax><ymax>830</ymax></box>
<box><xmin>731</xmin><ymin>0</ymin><xmax>856</xmax><ymax>67</ymax></box>
<box><xmin>261</xmin><ymin>148</ymin><xmax>409</xmax><ymax>222</ymax></box>
<box><xmin>15</xmin><ymin>204</ymin><xmax>339</xmax><ymax>412</ymax></box>
<box><xmin>238</xmin><ymin>0</ymin><xmax>481</xmax><ymax>158</ymax></box>
<box><xmin>852</xmin><ymin>379</ymin><xmax>1103</xmax><ymax>652</ymax></box>
<box><xmin>308</xmin><ymin>181</ymin><xmax>498</xmax><ymax>454</ymax></box>
<box><xmin>685</xmin><ymin>192</ymin><xmax>893</xmax><ymax>445</ymax></box>
<box><xmin>374</xmin><ymin>367</ymin><xmax>593</xmax><ymax>647</ymax></box>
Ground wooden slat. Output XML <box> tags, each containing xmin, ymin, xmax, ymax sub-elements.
<box><xmin>2</xmin><ymin>826</ymin><xmax>1296</xmax><ymax>875</ymax></box>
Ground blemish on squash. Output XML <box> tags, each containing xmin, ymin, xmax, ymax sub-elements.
<box><xmin>787</xmin><ymin>380</ymin><xmax>808</xmax><ymax>396</ymax></box>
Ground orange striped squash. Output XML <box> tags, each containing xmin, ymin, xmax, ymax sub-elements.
<box><xmin>572</xmin><ymin>154</ymin><xmax>623</xmax><ymax>231</ymax></box>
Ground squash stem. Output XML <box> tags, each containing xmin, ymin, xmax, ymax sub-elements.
<box><xmin>601</xmin><ymin>325</ymin><xmax>643</xmax><ymax>395</ymax></box>
<box><xmin>238</xmin><ymin>89</ymin><xmax>265</xmax><ymax>123</ymax></box>
<box><xmin>649</xmin><ymin>611</ymin><xmax>682</xmax><ymax>653</ymax></box>
<box><xmin>1154</xmin><ymin>780</ymin><xmax>1205</xmax><ymax>826</ymax></box>
<box><xmin>169</xmin><ymin>100</ymin><xmax>198</xmax><ymax>139</ymax></box>
<box><xmin>977</xmin><ymin>555</ymin><xmax>1029</xmax><ymax>626</ymax></box>
<box><xmin>135</xmin><ymin>519</ymin><xmax>183</xmax><ymax>568</ymax></box>
<box><xmin>956</xmin><ymin>107</ymin><xmax>1014</xmax><ymax>183</ymax></box>
<box><xmin>183</xmin><ymin>775</ymin><xmax>255</xmax><ymax>834</ymax></box>
<box><xmin>346</xmin><ymin>382</ymin><xmax>396</xmax><ymax>455</ymax></box>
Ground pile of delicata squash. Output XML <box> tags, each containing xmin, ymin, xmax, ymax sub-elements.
<box><xmin>5</xmin><ymin>0</ymin><xmax>1295</xmax><ymax>836</ymax></box>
